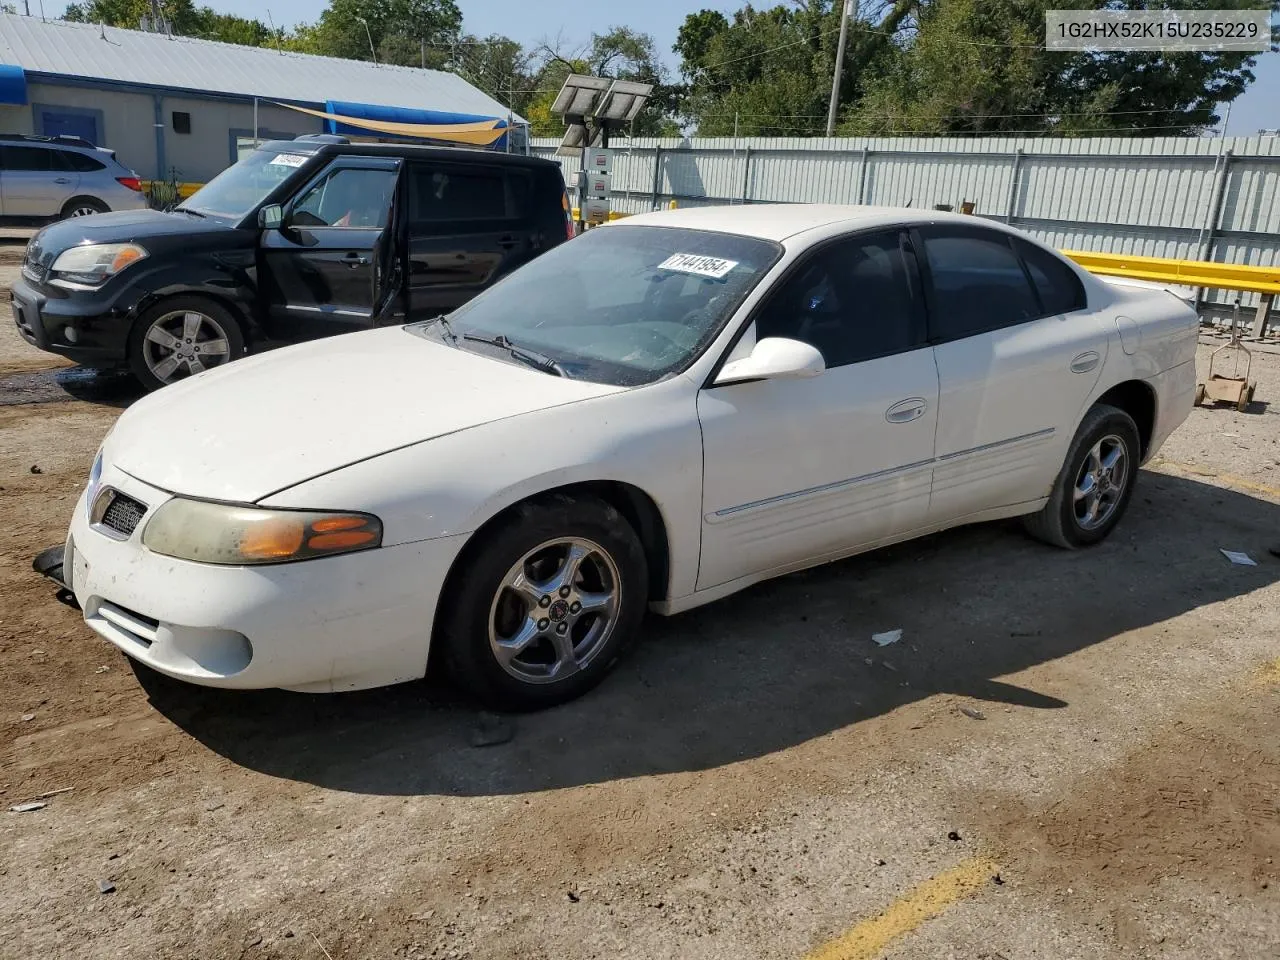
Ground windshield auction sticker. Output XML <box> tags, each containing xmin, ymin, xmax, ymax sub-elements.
<box><xmin>268</xmin><ymin>153</ymin><xmax>310</xmax><ymax>168</ymax></box>
<box><xmin>1046</xmin><ymin>9</ymin><xmax>1270</xmax><ymax>51</ymax></box>
<box><xmin>657</xmin><ymin>254</ymin><xmax>739</xmax><ymax>280</ymax></box>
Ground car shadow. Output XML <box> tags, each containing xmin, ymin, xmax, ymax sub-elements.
<box><xmin>136</xmin><ymin>471</ymin><xmax>1280</xmax><ymax>797</ymax></box>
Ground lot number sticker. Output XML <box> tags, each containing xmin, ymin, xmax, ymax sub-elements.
<box><xmin>269</xmin><ymin>153</ymin><xmax>309</xmax><ymax>168</ymax></box>
<box><xmin>657</xmin><ymin>253</ymin><xmax>739</xmax><ymax>280</ymax></box>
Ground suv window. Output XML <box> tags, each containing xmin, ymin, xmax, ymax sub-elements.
<box><xmin>61</xmin><ymin>150</ymin><xmax>106</xmax><ymax>173</ymax></box>
<box><xmin>754</xmin><ymin>231</ymin><xmax>922</xmax><ymax>368</ymax></box>
<box><xmin>0</xmin><ymin>145</ymin><xmax>54</xmax><ymax>172</ymax></box>
<box><xmin>920</xmin><ymin>226</ymin><xmax>1041</xmax><ymax>340</ymax></box>
<box><xmin>1016</xmin><ymin>239</ymin><xmax>1087</xmax><ymax>315</ymax></box>
<box><xmin>291</xmin><ymin>167</ymin><xmax>397</xmax><ymax>229</ymax></box>
<box><xmin>408</xmin><ymin>163</ymin><xmax>508</xmax><ymax>222</ymax></box>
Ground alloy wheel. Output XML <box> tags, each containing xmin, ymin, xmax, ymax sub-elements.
<box><xmin>142</xmin><ymin>310</ymin><xmax>233</xmax><ymax>384</ymax></box>
<box><xmin>487</xmin><ymin>537</ymin><xmax>622</xmax><ymax>684</ymax></box>
<box><xmin>1073</xmin><ymin>433</ymin><xmax>1129</xmax><ymax>531</ymax></box>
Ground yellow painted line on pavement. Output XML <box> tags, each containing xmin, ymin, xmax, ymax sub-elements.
<box><xmin>803</xmin><ymin>856</ymin><xmax>1000</xmax><ymax>960</ymax></box>
<box><xmin>1148</xmin><ymin>457</ymin><xmax>1280</xmax><ymax>502</ymax></box>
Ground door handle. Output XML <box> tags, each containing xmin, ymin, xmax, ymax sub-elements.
<box><xmin>341</xmin><ymin>253</ymin><xmax>370</xmax><ymax>267</ymax></box>
<box><xmin>1070</xmin><ymin>350</ymin><xmax>1100</xmax><ymax>374</ymax></box>
<box><xmin>886</xmin><ymin>398</ymin><xmax>928</xmax><ymax>423</ymax></box>
<box><xmin>53</xmin><ymin>177</ymin><xmax>72</xmax><ymax>184</ymax></box>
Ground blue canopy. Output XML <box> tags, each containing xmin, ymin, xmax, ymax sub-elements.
<box><xmin>0</xmin><ymin>64</ymin><xmax>27</xmax><ymax>106</ymax></box>
<box><xmin>324</xmin><ymin>100</ymin><xmax>509</xmax><ymax>149</ymax></box>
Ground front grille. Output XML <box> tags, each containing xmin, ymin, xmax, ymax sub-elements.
<box><xmin>20</xmin><ymin>262</ymin><xmax>43</xmax><ymax>284</ymax></box>
<box><xmin>92</xmin><ymin>601</ymin><xmax>158</xmax><ymax>648</ymax></box>
<box><xmin>100</xmin><ymin>492</ymin><xmax>147</xmax><ymax>537</ymax></box>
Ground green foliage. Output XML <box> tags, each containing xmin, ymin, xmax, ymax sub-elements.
<box><xmin>63</xmin><ymin>0</ymin><xmax>274</xmax><ymax>45</ymax></box>
<box><xmin>842</xmin><ymin>0</ymin><xmax>1274</xmax><ymax>136</ymax></box>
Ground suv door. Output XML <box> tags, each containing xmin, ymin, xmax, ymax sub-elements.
<box><xmin>403</xmin><ymin>160</ymin><xmax>540</xmax><ymax>316</ymax></box>
<box><xmin>259</xmin><ymin>156</ymin><xmax>402</xmax><ymax>341</ymax></box>
<box><xmin>0</xmin><ymin>145</ymin><xmax>79</xmax><ymax>218</ymax></box>
<box><xmin>696</xmin><ymin>230</ymin><xmax>939</xmax><ymax>590</ymax></box>
<box><xmin>919</xmin><ymin>224</ymin><xmax>1109</xmax><ymax>523</ymax></box>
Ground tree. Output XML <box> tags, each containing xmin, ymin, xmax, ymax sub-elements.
<box><xmin>843</xmin><ymin>0</ymin><xmax>1276</xmax><ymax>136</ymax></box>
<box><xmin>526</xmin><ymin>27</ymin><xmax>680</xmax><ymax>137</ymax></box>
<box><xmin>288</xmin><ymin>0</ymin><xmax>462</xmax><ymax>67</ymax></box>
<box><xmin>63</xmin><ymin>0</ymin><xmax>273</xmax><ymax>45</ymax></box>
<box><xmin>673</xmin><ymin>1</ymin><xmax>914</xmax><ymax>135</ymax></box>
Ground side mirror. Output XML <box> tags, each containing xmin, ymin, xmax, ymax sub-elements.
<box><xmin>257</xmin><ymin>204</ymin><xmax>283</xmax><ymax>229</ymax></box>
<box><xmin>713</xmin><ymin>337</ymin><xmax>826</xmax><ymax>386</ymax></box>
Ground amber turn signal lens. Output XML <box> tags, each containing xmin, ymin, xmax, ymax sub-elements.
<box><xmin>239</xmin><ymin>516</ymin><xmax>306</xmax><ymax>560</ymax></box>
<box><xmin>311</xmin><ymin>516</ymin><xmax>369</xmax><ymax>533</ymax></box>
<box><xmin>111</xmin><ymin>246</ymin><xmax>147</xmax><ymax>272</ymax></box>
<box><xmin>307</xmin><ymin>530</ymin><xmax>378</xmax><ymax>551</ymax></box>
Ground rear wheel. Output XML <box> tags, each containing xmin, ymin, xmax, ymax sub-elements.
<box><xmin>61</xmin><ymin>197</ymin><xmax>108</xmax><ymax>219</ymax></box>
<box><xmin>127</xmin><ymin>296</ymin><xmax>246</xmax><ymax>391</ymax></box>
<box><xmin>1023</xmin><ymin>403</ymin><xmax>1141</xmax><ymax>549</ymax></box>
<box><xmin>438</xmin><ymin>494</ymin><xmax>648</xmax><ymax>710</ymax></box>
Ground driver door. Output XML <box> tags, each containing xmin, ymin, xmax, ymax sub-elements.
<box><xmin>259</xmin><ymin>156</ymin><xmax>402</xmax><ymax>341</ymax></box>
<box><xmin>696</xmin><ymin>230</ymin><xmax>939</xmax><ymax>590</ymax></box>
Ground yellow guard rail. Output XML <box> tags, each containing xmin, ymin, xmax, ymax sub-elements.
<box><xmin>1062</xmin><ymin>250</ymin><xmax>1280</xmax><ymax>297</ymax></box>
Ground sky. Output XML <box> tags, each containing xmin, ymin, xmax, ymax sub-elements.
<box><xmin>38</xmin><ymin>0</ymin><xmax>1280</xmax><ymax>135</ymax></box>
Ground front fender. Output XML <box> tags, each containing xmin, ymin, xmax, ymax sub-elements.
<box><xmin>259</xmin><ymin>380</ymin><xmax>706</xmax><ymax>599</ymax></box>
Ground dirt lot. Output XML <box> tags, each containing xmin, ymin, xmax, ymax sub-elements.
<box><xmin>2</xmin><ymin>250</ymin><xmax>1278</xmax><ymax>960</ymax></box>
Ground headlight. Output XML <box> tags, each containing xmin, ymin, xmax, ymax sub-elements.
<box><xmin>50</xmin><ymin>243</ymin><xmax>147</xmax><ymax>288</ymax></box>
<box><xmin>142</xmin><ymin>498</ymin><xmax>382</xmax><ymax>565</ymax></box>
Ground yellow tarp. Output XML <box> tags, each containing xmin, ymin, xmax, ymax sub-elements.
<box><xmin>274</xmin><ymin>102</ymin><xmax>506</xmax><ymax>146</ymax></box>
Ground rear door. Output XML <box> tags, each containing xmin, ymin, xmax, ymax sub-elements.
<box><xmin>403</xmin><ymin>160</ymin><xmax>540</xmax><ymax>316</ymax></box>
<box><xmin>259</xmin><ymin>156</ymin><xmax>401</xmax><ymax>340</ymax></box>
<box><xmin>0</xmin><ymin>145</ymin><xmax>79</xmax><ymax>217</ymax></box>
<box><xmin>920</xmin><ymin>224</ymin><xmax>1109</xmax><ymax>523</ymax></box>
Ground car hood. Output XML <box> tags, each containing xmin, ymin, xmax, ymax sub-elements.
<box><xmin>26</xmin><ymin>209</ymin><xmax>234</xmax><ymax>267</ymax></box>
<box><xmin>106</xmin><ymin>327</ymin><xmax>624</xmax><ymax>503</ymax></box>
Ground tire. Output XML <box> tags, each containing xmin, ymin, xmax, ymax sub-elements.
<box><xmin>438</xmin><ymin>493</ymin><xmax>649</xmax><ymax>711</ymax></box>
<box><xmin>61</xmin><ymin>196</ymin><xmax>108</xmax><ymax>219</ymax></box>
<box><xmin>127</xmin><ymin>296</ymin><xmax>246</xmax><ymax>391</ymax></box>
<box><xmin>1023</xmin><ymin>403</ymin><xmax>1141</xmax><ymax>549</ymax></box>
<box><xmin>1194</xmin><ymin>383</ymin><xmax>1206</xmax><ymax>406</ymax></box>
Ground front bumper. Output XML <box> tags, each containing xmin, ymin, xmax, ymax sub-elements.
<box><xmin>11</xmin><ymin>275</ymin><xmax>134</xmax><ymax>369</ymax></box>
<box><xmin>64</xmin><ymin>464</ymin><xmax>468</xmax><ymax>693</ymax></box>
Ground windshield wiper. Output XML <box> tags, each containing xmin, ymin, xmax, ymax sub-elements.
<box><xmin>461</xmin><ymin>332</ymin><xmax>566</xmax><ymax>378</ymax></box>
<box><xmin>174</xmin><ymin>206</ymin><xmax>207</xmax><ymax>219</ymax></box>
<box><xmin>422</xmin><ymin>314</ymin><xmax>458</xmax><ymax>344</ymax></box>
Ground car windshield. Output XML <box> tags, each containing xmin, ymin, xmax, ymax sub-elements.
<box><xmin>411</xmin><ymin>225</ymin><xmax>782</xmax><ymax>387</ymax></box>
<box><xmin>179</xmin><ymin>147</ymin><xmax>313</xmax><ymax>220</ymax></box>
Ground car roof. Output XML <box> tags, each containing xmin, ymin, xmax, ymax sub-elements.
<box><xmin>612</xmin><ymin>203</ymin><xmax>1025</xmax><ymax>243</ymax></box>
<box><xmin>0</xmin><ymin>134</ymin><xmax>105</xmax><ymax>154</ymax></box>
<box><xmin>258</xmin><ymin>138</ymin><xmax>561</xmax><ymax>172</ymax></box>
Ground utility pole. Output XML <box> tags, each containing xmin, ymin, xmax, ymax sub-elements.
<box><xmin>825</xmin><ymin>0</ymin><xmax>856</xmax><ymax>137</ymax></box>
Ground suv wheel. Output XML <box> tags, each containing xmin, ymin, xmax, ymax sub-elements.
<box><xmin>128</xmin><ymin>297</ymin><xmax>246</xmax><ymax>391</ymax></box>
<box><xmin>62</xmin><ymin>197</ymin><xmax>108</xmax><ymax>219</ymax></box>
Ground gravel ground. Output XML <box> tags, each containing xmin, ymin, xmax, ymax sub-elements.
<box><xmin>1</xmin><ymin>262</ymin><xmax>1277</xmax><ymax>960</ymax></box>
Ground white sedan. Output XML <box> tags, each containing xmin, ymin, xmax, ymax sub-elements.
<box><xmin>59</xmin><ymin>205</ymin><xmax>1198</xmax><ymax>709</ymax></box>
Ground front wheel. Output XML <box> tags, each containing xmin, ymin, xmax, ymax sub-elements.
<box><xmin>1023</xmin><ymin>403</ymin><xmax>1141</xmax><ymax>549</ymax></box>
<box><xmin>438</xmin><ymin>494</ymin><xmax>649</xmax><ymax>710</ymax></box>
<box><xmin>127</xmin><ymin>297</ymin><xmax>246</xmax><ymax>391</ymax></box>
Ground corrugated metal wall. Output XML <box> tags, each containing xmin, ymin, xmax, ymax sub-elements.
<box><xmin>533</xmin><ymin>134</ymin><xmax>1280</xmax><ymax>313</ymax></box>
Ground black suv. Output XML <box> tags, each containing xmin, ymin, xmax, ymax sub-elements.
<box><xmin>11</xmin><ymin>135</ymin><xmax>574</xmax><ymax>389</ymax></box>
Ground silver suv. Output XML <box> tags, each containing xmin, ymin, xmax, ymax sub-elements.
<box><xmin>0</xmin><ymin>135</ymin><xmax>149</xmax><ymax>223</ymax></box>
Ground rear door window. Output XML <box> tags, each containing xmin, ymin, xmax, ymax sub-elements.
<box><xmin>407</xmin><ymin>162</ymin><xmax>514</xmax><ymax>223</ymax></box>
<box><xmin>1016</xmin><ymin>239</ymin><xmax>1087</xmax><ymax>315</ymax></box>
<box><xmin>919</xmin><ymin>226</ymin><xmax>1041</xmax><ymax>341</ymax></box>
